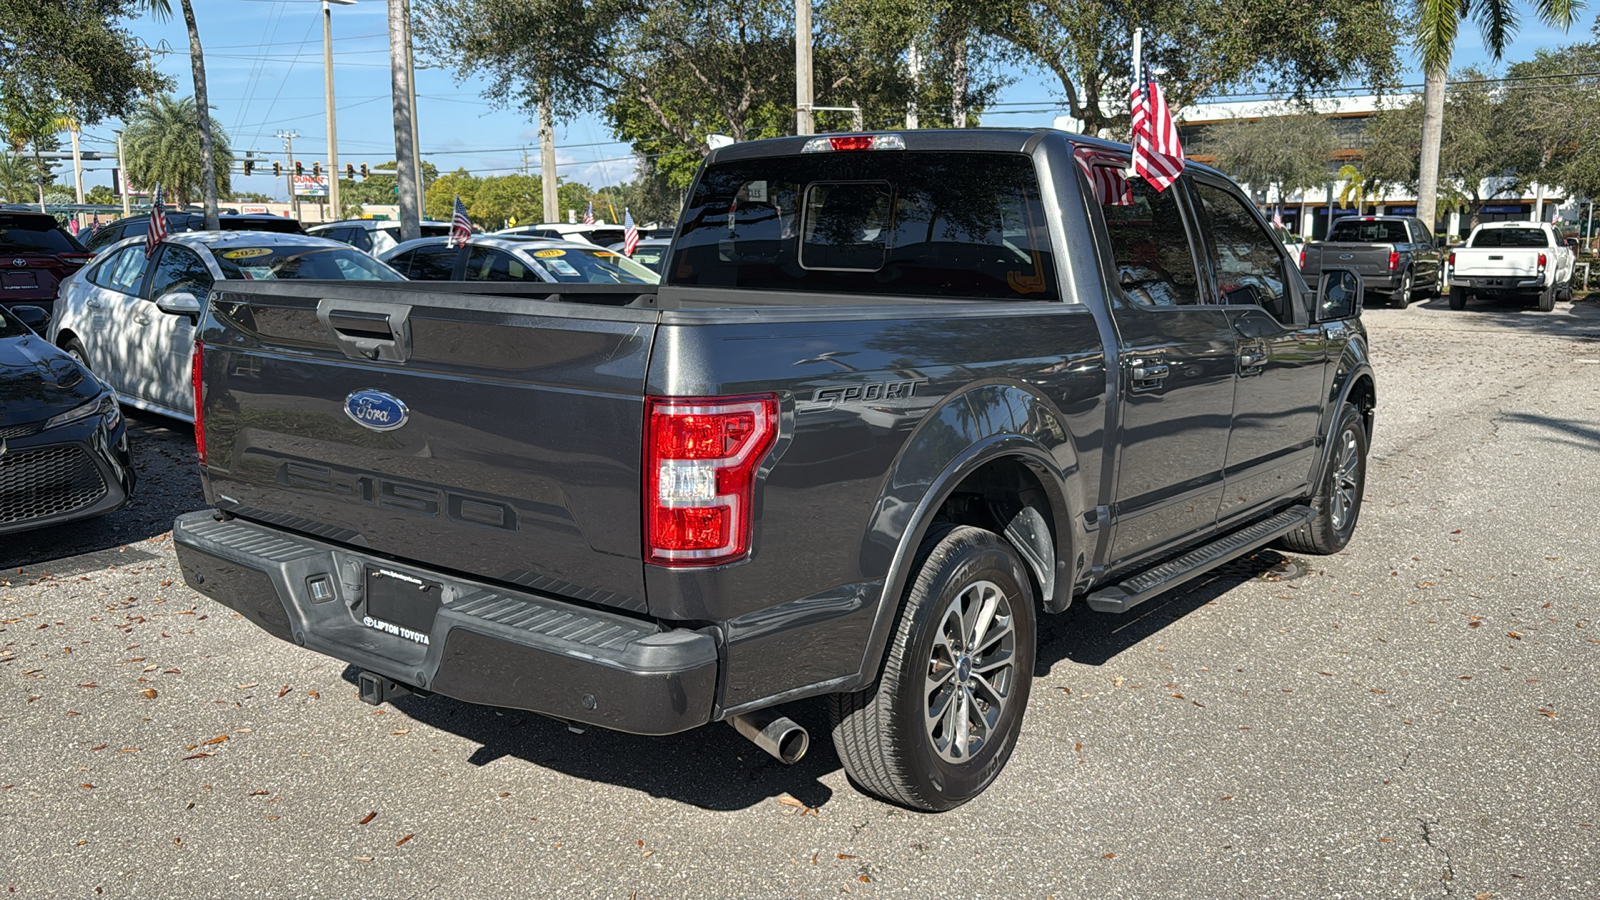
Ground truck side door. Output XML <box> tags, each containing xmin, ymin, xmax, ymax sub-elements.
<box><xmin>1190</xmin><ymin>179</ymin><xmax>1330</xmax><ymax>522</ymax></box>
<box><xmin>1086</xmin><ymin>163</ymin><xmax>1235</xmax><ymax>570</ymax></box>
<box><xmin>1409</xmin><ymin>217</ymin><xmax>1440</xmax><ymax>289</ymax></box>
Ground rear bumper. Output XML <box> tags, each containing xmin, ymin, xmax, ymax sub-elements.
<box><xmin>172</xmin><ymin>511</ymin><xmax>718</xmax><ymax>735</ymax></box>
<box><xmin>1450</xmin><ymin>275</ymin><xmax>1545</xmax><ymax>293</ymax></box>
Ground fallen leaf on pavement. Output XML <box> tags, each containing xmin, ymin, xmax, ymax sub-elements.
<box><xmin>358</xmin><ymin>812</ymin><xmax>376</xmax><ymax>825</ymax></box>
<box><xmin>140</xmin><ymin>688</ymin><xmax>157</xmax><ymax>699</ymax></box>
<box><xmin>395</xmin><ymin>834</ymin><xmax>414</xmax><ymax>847</ymax></box>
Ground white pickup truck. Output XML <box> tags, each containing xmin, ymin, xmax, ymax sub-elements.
<box><xmin>1448</xmin><ymin>221</ymin><xmax>1576</xmax><ymax>311</ymax></box>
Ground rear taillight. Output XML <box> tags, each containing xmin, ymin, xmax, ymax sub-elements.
<box><xmin>1448</xmin><ymin>251</ymin><xmax>1455</xmax><ymax>267</ymax></box>
<box><xmin>191</xmin><ymin>342</ymin><xmax>206</xmax><ymax>466</ymax></box>
<box><xmin>1538</xmin><ymin>253</ymin><xmax>1548</xmax><ymax>270</ymax></box>
<box><xmin>1388</xmin><ymin>250</ymin><xmax>1400</xmax><ymax>271</ymax></box>
<box><xmin>58</xmin><ymin>253</ymin><xmax>94</xmax><ymax>267</ymax></box>
<box><xmin>1298</xmin><ymin>249</ymin><xmax>1306</xmax><ymax>269</ymax></box>
<box><xmin>645</xmin><ymin>394</ymin><xmax>777</xmax><ymax>566</ymax></box>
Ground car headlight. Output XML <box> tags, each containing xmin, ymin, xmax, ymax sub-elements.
<box><xmin>45</xmin><ymin>391</ymin><xmax>119</xmax><ymax>430</ymax></box>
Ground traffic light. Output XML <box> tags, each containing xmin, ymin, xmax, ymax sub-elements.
<box><xmin>294</xmin><ymin>161</ymin><xmax>303</xmax><ymax>177</ymax></box>
<box><xmin>346</xmin><ymin>163</ymin><xmax>354</xmax><ymax>180</ymax></box>
<box><xmin>360</xmin><ymin>163</ymin><xmax>369</xmax><ymax>179</ymax></box>
<box><xmin>243</xmin><ymin>159</ymin><xmax>254</xmax><ymax>177</ymax></box>
<box><xmin>312</xmin><ymin>161</ymin><xmax>321</xmax><ymax>177</ymax></box>
<box><xmin>273</xmin><ymin>162</ymin><xmax>281</xmax><ymax>177</ymax></box>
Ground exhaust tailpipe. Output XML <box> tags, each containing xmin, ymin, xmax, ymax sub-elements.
<box><xmin>730</xmin><ymin>709</ymin><xmax>809</xmax><ymax>764</ymax></box>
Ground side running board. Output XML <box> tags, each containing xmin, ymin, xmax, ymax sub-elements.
<box><xmin>1087</xmin><ymin>506</ymin><xmax>1314</xmax><ymax>614</ymax></box>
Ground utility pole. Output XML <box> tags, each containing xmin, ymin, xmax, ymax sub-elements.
<box><xmin>69</xmin><ymin>121</ymin><xmax>85</xmax><ymax>230</ymax></box>
<box><xmin>794</xmin><ymin>0</ymin><xmax>813</xmax><ymax>135</ymax></box>
<box><xmin>404</xmin><ymin>0</ymin><xmax>424</xmax><ymax>221</ymax></box>
<box><xmin>905</xmin><ymin>46</ymin><xmax>920</xmax><ymax>129</ymax></box>
<box><xmin>387</xmin><ymin>0</ymin><xmax>420</xmax><ymax>242</ymax></box>
<box><xmin>117</xmin><ymin>132</ymin><xmax>130</xmax><ymax>217</ymax></box>
<box><xmin>322</xmin><ymin>0</ymin><xmax>355</xmax><ymax>220</ymax></box>
<box><xmin>277</xmin><ymin>131</ymin><xmax>300</xmax><ymax>219</ymax></box>
<box><xmin>539</xmin><ymin>89</ymin><xmax>558</xmax><ymax>223</ymax></box>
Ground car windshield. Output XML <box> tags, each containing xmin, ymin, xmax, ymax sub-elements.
<box><xmin>1328</xmin><ymin>220</ymin><xmax>1408</xmax><ymax>243</ymax></box>
<box><xmin>1470</xmin><ymin>228</ymin><xmax>1550</xmax><ymax>248</ymax></box>
<box><xmin>0</xmin><ymin>216</ymin><xmax>86</xmax><ymax>254</ymax></box>
<box><xmin>211</xmin><ymin>245</ymin><xmax>405</xmax><ymax>280</ymax></box>
<box><xmin>522</xmin><ymin>246</ymin><xmax>659</xmax><ymax>284</ymax></box>
<box><xmin>628</xmin><ymin>244</ymin><xmax>668</xmax><ymax>273</ymax></box>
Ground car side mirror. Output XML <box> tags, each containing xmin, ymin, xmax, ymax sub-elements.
<box><xmin>12</xmin><ymin>305</ymin><xmax>49</xmax><ymax>331</ymax></box>
<box><xmin>1315</xmin><ymin>268</ymin><xmax>1363</xmax><ymax>322</ymax></box>
<box><xmin>154</xmin><ymin>289</ymin><xmax>204</xmax><ymax>317</ymax></box>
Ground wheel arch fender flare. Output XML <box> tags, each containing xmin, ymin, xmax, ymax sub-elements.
<box><xmin>850</xmin><ymin>383</ymin><xmax>1089</xmax><ymax>690</ymax></box>
<box><xmin>1320</xmin><ymin>360</ymin><xmax>1376</xmax><ymax>476</ymax></box>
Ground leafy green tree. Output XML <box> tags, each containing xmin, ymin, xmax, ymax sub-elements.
<box><xmin>1335</xmin><ymin>164</ymin><xmax>1384</xmax><ymax>213</ymax></box>
<box><xmin>1202</xmin><ymin>110</ymin><xmax>1337</xmax><ymax>217</ymax></box>
<box><xmin>122</xmin><ymin>95</ymin><xmax>232</xmax><ymax>205</ymax></box>
<box><xmin>978</xmin><ymin>0</ymin><xmax>1402</xmax><ymax>136</ymax></box>
<box><xmin>424</xmin><ymin>168</ymin><xmax>480</xmax><ymax>222</ymax></box>
<box><xmin>0</xmin><ymin>152</ymin><xmax>38</xmax><ymax>203</ymax></box>
<box><xmin>1413</xmin><ymin>0</ymin><xmax>1577</xmax><ymax>228</ymax></box>
<box><xmin>471</xmin><ymin>173</ymin><xmax>543</xmax><ymax>228</ymax></box>
<box><xmin>0</xmin><ymin>0</ymin><xmax>171</xmax><ymax>129</ymax></box>
<box><xmin>135</xmin><ymin>0</ymin><xmax>222</xmax><ymax>227</ymax></box>
<box><xmin>1506</xmin><ymin>40</ymin><xmax>1600</xmax><ymax>205</ymax></box>
<box><xmin>85</xmin><ymin>184</ymin><xmax>117</xmax><ymax>204</ymax></box>
<box><xmin>1362</xmin><ymin>72</ymin><xmax>1521</xmax><ymax>231</ymax></box>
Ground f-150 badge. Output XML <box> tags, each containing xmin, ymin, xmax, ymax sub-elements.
<box><xmin>344</xmin><ymin>389</ymin><xmax>409</xmax><ymax>431</ymax></box>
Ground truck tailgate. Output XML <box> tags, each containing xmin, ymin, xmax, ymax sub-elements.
<box><xmin>197</xmin><ymin>282</ymin><xmax>658</xmax><ymax>614</ymax></box>
<box><xmin>1309</xmin><ymin>243</ymin><xmax>1393</xmax><ymax>273</ymax></box>
<box><xmin>1451</xmin><ymin>249</ymin><xmax>1540</xmax><ymax>278</ymax></box>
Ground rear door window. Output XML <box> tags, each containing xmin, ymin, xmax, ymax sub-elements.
<box><xmin>1089</xmin><ymin>163</ymin><xmax>1203</xmax><ymax>307</ymax></box>
<box><xmin>106</xmin><ymin>245</ymin><xmax>152</xmax><ymax>295</ymax></box>
<box><xmin>464</xmin><ymin>246</ymin><xmax>545</xmax><ymax>281</ymax></box>
<box><xmin>671</xmin><ymin>151</ymin><xmax>1057</xmax><ymax>301</ymax></box>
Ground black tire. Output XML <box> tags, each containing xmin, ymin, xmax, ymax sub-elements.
<box><xmin>1448</xmin><ymin>290</ymin><xmax>1467</xmax><ymax>311</ymax></box>
<box><xmin>62</xmin><ymin>336</ymin><xmax>91</xmax><ymax>370</ymax></box>
<box><xmin>1392</xmin><ymin>269</ymin><xmax>1413</xmax><ymax>307</ymax></box>
<box><xmin>1280</xmin><ymin>402</ymin><xmax>1367</xmax><ymax>556</ymax></box>
<box><xmin>829</xmin><ymin>525</ymin><xmax>1037</xmax><ymax>812</ymax></box>
<box><xmin>1538</xmin><ymin>285</ymin><xmax>1556</xmax><ymax>312</ymax></box>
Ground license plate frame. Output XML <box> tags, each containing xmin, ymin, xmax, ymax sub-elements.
<box><xmin>363</xmin><ymin>566</ymin><xmax>441</xmax><ymax>640</ymax></box>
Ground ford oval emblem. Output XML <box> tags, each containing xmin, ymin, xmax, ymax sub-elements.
<box><xmin>344</xmin><ymin>389</ymin><xmax>409</xmax><ymax>432</ymax></box>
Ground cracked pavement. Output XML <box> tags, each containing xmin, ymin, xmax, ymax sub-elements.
<box><xmin>2</xmin><ymin>295</ymin><xmax>1598</xmax><ymax>898</ymax></box>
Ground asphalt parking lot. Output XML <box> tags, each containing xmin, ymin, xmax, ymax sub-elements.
<box><xmin>3</xmin><ymin>295</ymin><xmax>1598</xmax><ymax>898</ymax></box>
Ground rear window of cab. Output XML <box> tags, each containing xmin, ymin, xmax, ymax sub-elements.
<box><xmin>671</xmin><ymin>152</ymin><xmax>1057</xmax><ymax>301</ymax></box>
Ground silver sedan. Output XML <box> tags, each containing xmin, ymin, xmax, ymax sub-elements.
<box><xmin>48</xmin><ymin>230</ymin><xmax>404</xmax><ymax>422</ymax></box>
<box><xmin>378</xmin><ymin>235</ymin><xmax>659</xmax><ymax>285</ymax></box>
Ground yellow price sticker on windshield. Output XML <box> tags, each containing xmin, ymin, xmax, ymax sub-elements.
<box><xmin>533</xmin><ymin>248</ymin><xmax>566</xmax><ymax>258</ymax></box>
<box><xmin>594</xmin><ymin>251</ymin><xmax>618</xmax><ymax>258</ymax></box>
<box><xmin>220</xmin><ymin>248</ymin><xmax>273</xmax><ymax>259</ymax></box>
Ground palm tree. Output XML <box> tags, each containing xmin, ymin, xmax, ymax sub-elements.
<box><xmin>122</xmin><ymin>95</ymin><xmax>232</xmax><ymax>206</ymax></box>
<box><xmin>135</xmin><ymin>0</ymin><xmax>219</xmax><ymax>228</ymax></box>
<box><xmin>1414</xmin><ymin>0</ymin><xmax>1577</xmax><ymax>232</ymax></box>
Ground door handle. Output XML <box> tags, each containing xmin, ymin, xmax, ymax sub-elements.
<box><xmin>86</xmin><ymin>300</ymin><xmax>103</xmax><ymax>309</ymax></box>
<box><xmin>1239</xmin><ymin>350</ymin><xmax>1266</xmax><ymax>368</ymax></box>
<box><xmin>133</xmin><ymin>313</ymin><xmax>151</xmax><ymax>326</ymax></box>
<box><xmin>1129</xmin><ymin>358</ymin><xmax>1168</xmax><ymax>391</ymax></box>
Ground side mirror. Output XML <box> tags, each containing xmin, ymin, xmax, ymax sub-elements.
<box><xmin>154</xmin><ymin>289</ymin><xmax>204</xmax><ymax>317</ymax></box>
<box><xmin>1565</xmin><ymin>237</ymin><xmax>1579</xmax><ymax>248</ymax></box>
<box><xmin>12</xmin><ymin>305</ymin><xmax>49</xmax><ymax>331</ymax></box>
<box><xmin>1315</xmin><ymin>268</ymin><xmax>1363</xmax><ymax>322</ymax></box>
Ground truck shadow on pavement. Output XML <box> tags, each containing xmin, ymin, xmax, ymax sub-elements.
<box><xmin>335</xmin><ymin>552</ymin><xmax>1293</xmax><ymax>812</ymax></box>
<box><xmin>1409</xmin><ymin>293</ymin><xmax>1600</xmax><ymax>338</ymax></box>
<box><xmin>1</xmin><ymin>411</ymin><xmax>206</xmax><ymax>571</ymax></box>
<box><xmin>341</xmin><ymin>666</ymin><xmax>843</xmax><ymax>812</ymax></box>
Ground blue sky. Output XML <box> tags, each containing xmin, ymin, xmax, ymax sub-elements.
<box><xmin>66</xmin><ymin>1</ymin><xmax>1590</xmax><ymax>201</ymax></box>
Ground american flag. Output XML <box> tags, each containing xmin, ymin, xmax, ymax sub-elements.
<box><xmin>583</xmin><ymin>200</ymin><xmax>595</xmax><ymax>225</ymax></box>
<box><xmin>146</xmin><ymin>183</ymin><xmax>168</xmax><ymax>257</ymax></box>
<box><xmin>1080</xmin><ymin>159</ymin><xmax>1133</xmax><ymax>207</ymax></box>
<box><xmin>1129</xmin><ymin>45</ymin><xmax>1185</xmax><ymax>192</ymax></box>
<box><xmin>622</xmin><ymin>208</ymin><xmax>639</xmax><ymax>256</ymax></box>
<box><xmin>449</xmin><ymin>195</ymin><xmax>472</xmax><ymax>248</ymax></box>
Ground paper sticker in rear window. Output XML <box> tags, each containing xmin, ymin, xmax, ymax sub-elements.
<box><xmin>799</xmin><ymin>182</ymin><xmax>893</xmax><ymax>272</ymax></box>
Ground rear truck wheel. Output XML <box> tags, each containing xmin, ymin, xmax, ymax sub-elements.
<box><xmin>829</xmin><ymin>525</ymin><xmax>1036</xmax><ymax>812</ymax></box>
<box><xmin>1539</xmin><ymin>284</ymin><xmax>1556</xmax><ymax>312</ymax></box>
<box><xmin>1392</xmin><ymin>270</ymin><xmax>1413</xmax><ymax>307</ymax></box>
<box><xmin>1448</xmin><ymin>290</ymin><xmax>1467</xmax><ymax>311</ymax></box>
<box><xmin>1280</xmin><ymin>401</ymin><xmax>1367</xmax><ymax>556</ymax></box>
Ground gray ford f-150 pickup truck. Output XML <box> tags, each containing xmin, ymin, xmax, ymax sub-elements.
<box><xmin>174</xmin><ymin>130</ymin><xmax>1374</xmax><ymax>811</ymax></box>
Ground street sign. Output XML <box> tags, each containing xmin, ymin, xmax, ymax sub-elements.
<box><xmin>293</xmin><ymin>175</ymin><xmax>330</xmax><ymax>197</ymax></box>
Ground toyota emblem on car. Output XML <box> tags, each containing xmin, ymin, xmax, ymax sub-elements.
<box><xmin>344</xmin><ymin>389</ymin><xmax>409</xmax><ymax>431</ymax></box>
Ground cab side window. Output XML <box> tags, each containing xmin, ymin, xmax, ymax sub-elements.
<box><xmin>147</xmin><ymin>245</ymin><xmax>213</xmax><ymax>299</ymax></box>
<box><xmin>400</xmin><ymin>245</ymin><xmax>461</xmax><ymax>280</ymax></box>
<box><xmin>1195</xmin><ymin>183</ymin><xmax>1291</xmax><ymax>322</ymax></box>
<box><xmin>106</xmin><ymin>247</ymin><xmax>152</xmax><ymax>295</ymax></box>
<box><xmin>1093</xmin><ymin>166</ymin><xmax>1202</xmax><ymax>307</ymax></box>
